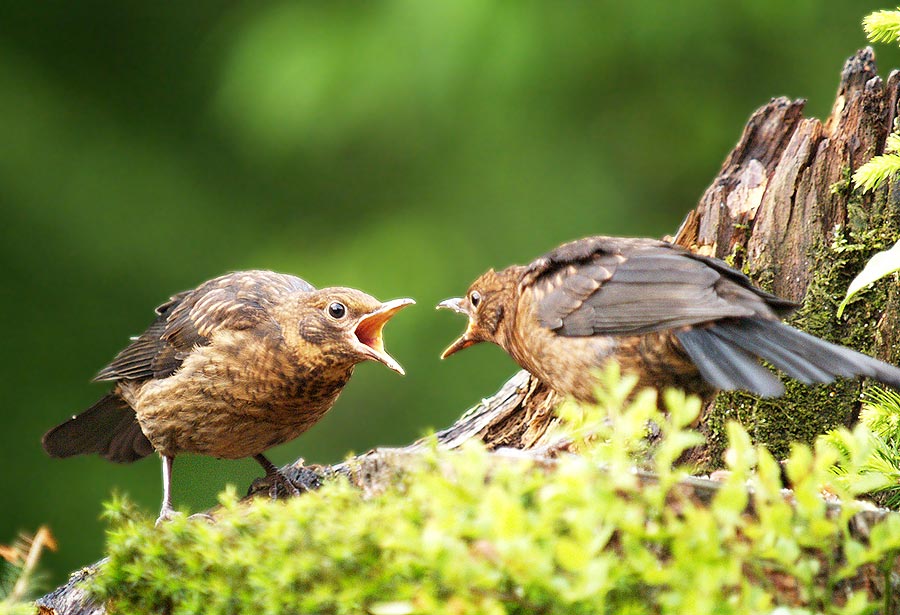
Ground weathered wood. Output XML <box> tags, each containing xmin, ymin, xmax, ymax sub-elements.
<box><xmin>36</xmin><ymin>48</ymin><xmax>900</xmax><ymax>614</ymax></box>
<box><xmin>672</xmin><ymin>47</ymin><xmax>900</xmax><ymax>465</ymax></box>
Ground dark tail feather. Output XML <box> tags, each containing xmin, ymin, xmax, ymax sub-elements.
<box><xmin>42</xmin><ymin>393</ymin><xmax>154</xmax><ymax>463</ymax></box>
<box><xmin>676</xmin><ymin>317</ymin><xmax>900</xmax><ymax>397</ymax></box>
<box><xmin>715</xmin><ymin>319</ymin><xmax>900</xmax><ymax>388</ymax></box>
<box><xmin>676</xmin><ymin>327</ymin><xmax>785</xmax><ymax>397</ymax></box>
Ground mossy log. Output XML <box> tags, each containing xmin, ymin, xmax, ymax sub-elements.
<box><xmin>37</xmin><ymin>48</ymin><xmax>900</xmax><ymax>614</ymax></box>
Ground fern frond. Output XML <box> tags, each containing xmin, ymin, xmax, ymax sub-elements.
<box><xmin>852</xmin><ymin>153</ymin><xmax>900</xmax><ymax>192</ymax></box>
<box><xmin>864</xmin><ymin>9</ymin><xmax>900</xmax><ymax>43</ymax></box>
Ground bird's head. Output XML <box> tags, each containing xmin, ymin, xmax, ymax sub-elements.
<box><xmin>437</xmin><ymin>267</ymin><xmax>521</xmax><ymax>358</ymax></box>
<box><xmin>282</xmin><ymin>288</ymin><xmax>414</xmax><ymax>374</ymax></box>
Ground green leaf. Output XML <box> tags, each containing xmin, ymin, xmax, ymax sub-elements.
<box><xmin>837</xmin><ymin>238</ymin><xmax>900</xmax><ymax>317</ymax></box>
<box><xmin>555</xmin><ymin>537</ymin><xmax>590</xmax><ymax>573</ymax></box>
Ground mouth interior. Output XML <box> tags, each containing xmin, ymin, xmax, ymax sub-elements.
<box><xmin>355</xmin><ymin>317</ymin><xmax>386</xmax><ymax>353</ymax></box>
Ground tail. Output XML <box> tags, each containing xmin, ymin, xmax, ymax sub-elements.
<box><xmin>675</xmin><ymin>317</ymin><xmax>900</xmax><ymax>398</ymax></box>
<box><xmin>42</xmin><ymin>393</ymin><xmax>154</xmax><ymax>463</ymax></box>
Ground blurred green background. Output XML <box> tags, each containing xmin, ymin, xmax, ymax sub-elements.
<box><xmin>3</xmin><ymin>0</ymin><xmax>898</xmax><ymax>587</ymax></box>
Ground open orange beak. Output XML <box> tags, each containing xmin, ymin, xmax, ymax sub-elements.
<box><xmin>437</xmin><ymin>297</ymin><xmax>477</xmax><ymax>359</ymax></box>
<box><xmin>354</xmin><ymin>298</ymin><xmax>415</xmax><ymax>374</ymax></box>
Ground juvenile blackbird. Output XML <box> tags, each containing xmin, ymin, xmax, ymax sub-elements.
<box><xmin>438</xmin><ymin>236</ymin><xmax>900</xmax><ymax>402</ymax></box>
<box><xmin>43</xmin><ymin>271</ymin><xmax>413</xmax><ymax>521</ymax></box>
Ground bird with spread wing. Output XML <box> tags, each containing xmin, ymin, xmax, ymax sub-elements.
<box><xmin>439</xmin><ymin>236</ymin><xmax>900</xmax><ymax>403</ymax></box>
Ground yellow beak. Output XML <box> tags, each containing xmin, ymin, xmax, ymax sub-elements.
<box><xmin>436</xmin><ymin>297</ymin><xmax>477</xmax><ymax>359</ymax></box>
<box><xmin>354</xmin><ymin>298</ymin><xmax>415</xmax><ymax>374</ymax></box>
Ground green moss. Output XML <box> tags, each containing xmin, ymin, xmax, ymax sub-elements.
<box><xmin>723</xmin><ymin>234</ymin><xmax>747</xmax><ymax>269</ymax></box>
<box><xmin>829</xmin><ymin>166</ymin><xmax>853</xmax><ymax>197</ymax></box>
<box><xmin>87</xmin><ymin>379</ymin><xmax>900</xmax><ymax>615</ymax></box>
<box><xmin>703</xmin><ymin>192</ymin><xmax>900</xmax><ymax>468</ymax></box>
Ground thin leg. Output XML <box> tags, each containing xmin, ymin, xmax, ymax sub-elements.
<box><xmin>156</xmin><ymin>455</ymin><xmax>176</xmax><ymax>525</ymax></box>
<box><xmin>254</xmin><ymin>453</ymin><xmax>301</xmax><ymax>499</ymax></box>
<box><xmin>253</xmin><ymin>453</ymin><xmax>280</xmax><ymax>477</ymax></box>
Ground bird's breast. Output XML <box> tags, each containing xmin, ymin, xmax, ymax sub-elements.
<box><xmin>505</xmin><ymin>298</ymin><xmax>707</xmax><ymax>402</ymax></box>
<box><xmin>126</xmin><ymin>335</ymin><xmax>354</xmax><ymax>458</ymax></box>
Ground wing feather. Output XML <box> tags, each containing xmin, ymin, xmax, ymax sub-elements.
<box><xmin>95</xmin><ymin>271</ymin><xmax>313</xmax><ymax>382</ymax></box>
<box><xmin>529</xmin><ymin>238</ymin><xmax>798</xmax><ymax>337</ymax></box>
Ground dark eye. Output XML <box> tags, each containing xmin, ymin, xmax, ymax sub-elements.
<box><xmin>327</xmin><ymin>301</ymin><xmax>347</xmax><ymax>319</ymax></box>
<box><xmin>470</xmin><ymin>290</ymin><xmax>481</xmax><ymax>308</ymax></box>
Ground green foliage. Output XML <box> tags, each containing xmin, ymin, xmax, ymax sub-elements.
<box><xmin>0</xmin><ymin>561</ymin><xmax>27</xmax><ymax>615</ymax></box>
<box><xmin>864</xmin><ymin>8</ymin><xmax>900</xmax><ymax>44</ymax></box>
<box><xmin>90</xmin><ymin>372</ymin><xmax>900</xmax><ymax>615</ymax></box>
<box><xmin>852</xmin><ymin>152</ymin><xmax>900</xmax><ymax>193</ymax></box>
<box><xmin>826</xmin><ymin>387</ymin><xmax>900</xmax><ymax>508</ymax></box>
<box><xmin>854</xmin><ymin>12</ymin><xmax>900</xmax><ymax>194</ymax></box>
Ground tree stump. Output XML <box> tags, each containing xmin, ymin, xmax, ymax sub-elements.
<box><xmin>672</xmin><ymin>46</ymin><xmax>900</xmax><ymax>466</ymax></box>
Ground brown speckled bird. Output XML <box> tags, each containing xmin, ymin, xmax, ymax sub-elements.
<box><xmin>43</xmin><ymin>270</ymin><xmax>413</xmax><ymax>522</ymax></box>
<box><xmin>438</xmin><ymin>236</ymin><xmax>900</xmax><ymax>402</ymax></box>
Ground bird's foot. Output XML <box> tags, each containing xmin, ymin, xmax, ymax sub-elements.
<box><xmin>155</xmin><ymin>505</ymin><xmax>182</xmax><ymax>527</ymax></box>
<box><xmin>268</xmin><ymin>469</ymin><xmax>303</xmax><ymax>500</ymax></box>
<box><xmin>188</xmin><ymin>512</ymin><xmax>216</xmax><ymax>524</ymax></box>
<box><xmin>249</xmin><ymin>464</ymin><xmax>324</xmax><ymax>500</ymax></box>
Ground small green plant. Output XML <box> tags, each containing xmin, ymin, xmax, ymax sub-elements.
<box><xmin>864</xmin><ymin>8</ymin><xmax>900</xmax><ymax>44</ymax></box>
<box><xmin>88</xmin><ymin>368</ymin><xmax>900</xmax><ymax>615</ymax></box>
<box><xmin>825</xmin><ymin>387</ymin><xmax>900</xmax><ymax>508</ymax></box>
<box><xmin>851</xmin><ymin>134</ymin><xmax>900</xmax><ymax>193</ymax></box>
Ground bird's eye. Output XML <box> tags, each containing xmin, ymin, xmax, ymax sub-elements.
<box><xmin>470</xmin><ymin>290</ymin><xmax>482</xmax><ymax>308</ymax></box>
<box><xmin>327</xmin><ymin>301</ymin><xmax>347</xmax><ymax>319</ymax></box>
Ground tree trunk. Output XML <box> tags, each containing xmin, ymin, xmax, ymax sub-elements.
<box><xmin>672</xmin><ymin>46</ymin><xmax>900</xmax><ymax>467</ymax></box>
<box><xmin>37</xmin><ymin>48</ymin><xmax>900</xmax><ymax>615</ymax></box>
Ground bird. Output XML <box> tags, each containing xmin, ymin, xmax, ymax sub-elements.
<box><xmin>43</xmin><ymin>270</ymin><xmax>414</xmax><ymax>522</ymax></box>
<box><xmin>438</xmin><ymin>236</ymin><xmax>900</xmax><ymax>403</ymax></box>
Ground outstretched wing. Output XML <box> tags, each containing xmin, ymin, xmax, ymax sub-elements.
<box><xmin>525</xmin><ymin>236</ymin><xmax>797</xmax><ymax>337</ymax></box>
<box><xmin>95</xmin><ymin>271</ymin><xmax>314</xmax><ymax>381</ymax></box>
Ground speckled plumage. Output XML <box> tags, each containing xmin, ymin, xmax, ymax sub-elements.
<box><xmin>440</xmin><ymin>236</ymin><xmax>900</xmax><ymax>403</ymax></box>
<box><xmin>43</xmin><ymin>270</ymin><xmax>413</xmax><ymax>520</ymax></box>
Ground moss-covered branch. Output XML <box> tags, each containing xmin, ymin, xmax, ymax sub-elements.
<box><xmin>38</xmin><ymin>371</ymin><xmax>900</xmax><ymax>615</ymax></box>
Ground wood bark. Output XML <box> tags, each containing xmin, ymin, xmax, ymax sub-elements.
<box><xmin>37</xmin><ymin>47</ymin><xmax>900</xmax><ymax>614</ymax></box>
<box><xmin>672</xmin><ymin>47</ymin><xmax>900</xmax><ymax>465</ymax></box>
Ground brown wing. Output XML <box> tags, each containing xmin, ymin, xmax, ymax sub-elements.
<box><xmin>525</xmin><ymin>236</ymin><xmax>798</xmax><ymax>337</ymax></box>
<box><xmin>522</xmin><ymin>236</ymin><xmax>900</xmax><ymax>398</ymax></box>
<box><xmin>94</xmin><ymin>270</ymin><xmax>314</xmax><ymax>381</ymax></box>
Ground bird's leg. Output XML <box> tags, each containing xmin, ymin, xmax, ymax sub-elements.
<box><xmin>155</xmin><ymin>455</ymin><xmax>176</xmax><ymax>526</ymax></box>
<box><xmin>254</xmin><ymin>453</ymin><xmax>302</xmax><ymax>499</ymax></box>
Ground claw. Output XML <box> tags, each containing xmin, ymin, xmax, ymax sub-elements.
<box><xmin>268</xmin><ymin>470</ymin><xmax>303</xmax><ymax>499</ymax></box>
